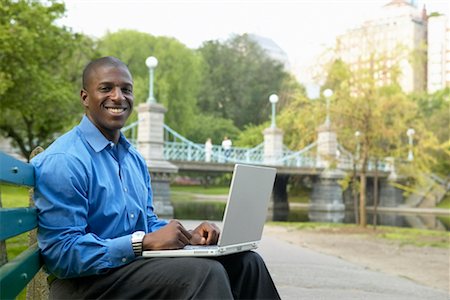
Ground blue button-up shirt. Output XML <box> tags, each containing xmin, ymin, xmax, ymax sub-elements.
<box><xmin>32</xmin><ymin>115</ymin><xmax>168</xmax><ymax>278</ymax></box>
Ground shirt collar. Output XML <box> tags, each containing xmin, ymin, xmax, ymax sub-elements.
<box><xmin>78</xmin><ymin>115</ymin><xmax>131</xmax><ymax>153</ymax></box>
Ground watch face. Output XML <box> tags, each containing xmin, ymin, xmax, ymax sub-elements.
<box><xmin>132</xmin><ymin>231</ymin><xmax>145</xmax><ymax>241</ymax></box>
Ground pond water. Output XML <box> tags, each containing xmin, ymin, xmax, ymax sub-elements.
<box><xmin>171</xmin><ymin>199</ymin><xmax>450</xmax><ymax>232</ymax></box>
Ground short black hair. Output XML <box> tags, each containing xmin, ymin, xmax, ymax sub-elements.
<box><xmin>82</xmin><ymin>56</ymin><xmax>130</xmax><ymax>89</ymax></box>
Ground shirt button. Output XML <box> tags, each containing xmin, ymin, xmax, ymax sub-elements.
<box><xmin>130</xmin><ymin>213</ymin><xmax>135</xmax><ymax>219</ymax></box>
<box><xmin>122</xmin><ymin>258</ymin><xmax>127</xmax><ymax>263</ymax></box>
<box><xmin>124</xmin><ymin>188</ymin><xmax>128</xmax><ymax>192</ymax></box>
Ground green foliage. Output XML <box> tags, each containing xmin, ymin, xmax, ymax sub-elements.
<box><xmin>437</xmin><ymin>215</ymin><xmax>450</xmax><ymax>228</ymax></box>
<box><xmin>322</xmin><ymin>59</ymin><xmax>352</xmax><ymax>94</ymax></box>
<box><xmin>187</xmin><ymin>113</ymin><xmax>240</xmax><ymax>144</ymax></box>
<box><xmin>234</xmin><ymin>123</ymin><xmax>266</xmax><ymax>147</ymax></box>
<box><xmin>411</xmin><ymin>88</ymin><xmax>450</xmax><ymax>176</ymax></box>
<box><xmin>278</xmin><ymin>95</ymin><xmax>320</xmax><ymax>150</ymax></box>
<box><xmin>197</xmin><ymin>34</ymin><xmax>290</xmax><ymax>129</ymax></box>
<box><xmin>437</xmin><ymin>193</ymin><xmax>450</xmax><ymax>209</ymax></box>
<box><xmin>235</xmin><ymin>73</ymin><xmax>308</xmax><ymax>148</ymax></box>
<box><xmin>0</xmin><ymin>0</ymin><xmax>93</xmax><ymax>160</ymax></box>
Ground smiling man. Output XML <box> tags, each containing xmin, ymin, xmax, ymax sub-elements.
<box><xmin>32</xmin><ymin>56</ymin><xmax>280</xmax><ymax>299</ymax></box>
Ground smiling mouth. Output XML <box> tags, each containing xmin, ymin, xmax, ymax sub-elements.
<box><xmin>106</xmin><ymin>107</ymin><xmax>127</xmax><ymax>114</ymax></box>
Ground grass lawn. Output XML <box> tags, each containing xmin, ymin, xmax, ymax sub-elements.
<box><xmin>1</xmin><ymin>184</ymin><xmax>31</xmax><ymax>259</ymax></box>
<box><xmin>1</xmin><ymin>184</ymin><xmax>30</xmax><ymax>207</ymax></box>
<box><xmin>1</xmin><ymin>184</ymin><xmax>33</xmax><ymax>299</ymax></box>
<box><xmin>1</xmin><ymin>184</ymin><xmax>30</xmax><ymax>260</ymax></box>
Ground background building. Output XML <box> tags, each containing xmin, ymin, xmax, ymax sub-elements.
<box><xmin>248</xmin><ymin>33</ymin><xmax>291</xmax><ymax>71</ymax></box>
<box><xmin>335</xmin><ymin>0</ymin><xmax>428</xmax><ymax>93</ymax></box>
<box><xmin>427</xmin><ymin>13</ymin><xmax>450</xmax><ymax>93</ymax></box>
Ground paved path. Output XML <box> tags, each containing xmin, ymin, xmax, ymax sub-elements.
<box><xmin>256</xmin><ymin>233</ymin><xmax>449</xmax><ymax>300</ymax></box>
<box><xmin>182</xmin><ymin>220</ymin><xmax>449</xmax><ymax>300</ymax></box>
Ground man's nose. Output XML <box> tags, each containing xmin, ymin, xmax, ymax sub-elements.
<box><xmin>111</xmin><ymin>87</ymin><xmax>125</xmax><ymax>101</ymax></box>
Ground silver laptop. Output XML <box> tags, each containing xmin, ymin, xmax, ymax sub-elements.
<box><xmin>142</xmin><ymin>164</ymin><xmax>276</xmax><ymax>257</ymax></box>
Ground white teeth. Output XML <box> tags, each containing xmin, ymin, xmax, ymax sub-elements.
<box><xmin>107</xmin><ymin>108</ymin><xmax>125</xmax><ymax>113</ymax></box>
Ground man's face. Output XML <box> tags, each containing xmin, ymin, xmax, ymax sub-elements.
<box><xmin>81</xmin><ymin>64</ymin><xmax>134</xmax><ymax>142</ymax></box>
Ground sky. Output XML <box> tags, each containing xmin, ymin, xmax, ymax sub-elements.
<box><xmin>60</xmin><ymin>0</ymin><xmax>449</xmax><ymax>96</ymax></box>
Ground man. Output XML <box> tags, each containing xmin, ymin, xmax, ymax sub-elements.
<box><xmin>222</xmin><ymin>136</ymin><xmax>232</xmax><ymax>161</ymax></box>
<box><xmin>32</xmin><ymin>56</ymin><xmax>280</xmax><ymax>299</ymax></box>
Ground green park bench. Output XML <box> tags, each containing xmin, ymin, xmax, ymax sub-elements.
<box><xmin>0</xmin><ymin>151</ymin><xmax>47</xmax><ymax>299</ymax></box>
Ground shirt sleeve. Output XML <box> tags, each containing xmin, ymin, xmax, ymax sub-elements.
<box><xmin>33</xmin><ymin>153</ymin><xmax>135</xmax><ymax>279</ymax></box>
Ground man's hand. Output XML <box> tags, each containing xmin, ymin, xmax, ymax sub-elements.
<box><xmin>142</xmin><ymin>220</ymin><xmax>192</xmax><ymax>250</ymax></box>
<box><xmin>189</xmin><ymin>222</ymin><xmax>221</xmax><ymax>245</ymax></box>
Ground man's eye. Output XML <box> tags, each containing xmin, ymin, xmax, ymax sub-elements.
<box><xmin>100</xmin><ymin>87</ymin><xmax>111</xmax><ymax>92</ymax></box>
<box><xmin>122</xmin><ymin>88</ymin><xmax>133</xmax><ymax>94</ymax></box>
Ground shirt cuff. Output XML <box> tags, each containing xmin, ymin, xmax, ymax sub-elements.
<box><xmin>105</xmin><ymin>234</ymin><xmax>135</xmax><ymax>267</ymax></box>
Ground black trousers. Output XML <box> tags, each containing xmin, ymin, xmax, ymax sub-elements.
<box><xmin>49</xmin><ymin>251</ymin><xmax>280</xmax><ymax>300</ymax></box>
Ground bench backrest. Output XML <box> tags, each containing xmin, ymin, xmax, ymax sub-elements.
<box><xmin>0</xmin><ymin>151</ymin><xmax>43</xmax><ymax>299</ymax></box>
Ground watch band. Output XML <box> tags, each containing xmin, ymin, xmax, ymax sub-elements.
<box><xmin>132</xmin><ymin>243</ymin><xmax>142</xmax><ymax>256</ymax></box>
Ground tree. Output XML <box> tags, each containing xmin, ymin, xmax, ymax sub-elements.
<box><xmin>329</xmin><ymin>52</ymin><xmax>437</xmax><ymax>227</ymax></box>
<box><xmin>277</xmin><ymin>94</ymin><xmax>320</xmax><ymax>151</ymax></box>
<box><xmin>235</xmin><ymin>72</ymin><xmax>308</xmax><ymax>148</ymax></box>
<box><xmin>197</xmin><ymin>34</ymin><xmax>290</xmax><ymax>129</ymax></box>
<box><xmin>0</xmin><ymin>0</ymin><xmax>91</xmax><ymax>160</ymax></box>
<box><xmin>97</xmin><ymin>30</ymin><xmax>203</xmax><ymax>137</ymax></box>
<box><xmin>188</xmin><ymin>114</ymin><xmax>240</xmax><ymax>146</ymax></box>
<box><xmin>411</xmin><ymin>88</ymin><xmax>450</xmax><ymax>176</ymax></box>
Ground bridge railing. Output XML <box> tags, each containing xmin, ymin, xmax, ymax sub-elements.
<box><xmin>163</xmin><ymin>141</ymin><xmax>265</xmax><ymax>164</ymax></box>
<box><xmin>275</xmin><ymin>142</ymin><xmax>318</xmax><ymax>168</ymax></box>
<box><xmin>163</xmin><ymin>125</ymin><xmax>265</xmax><ymax>164</ymax></box>
<box><xmin>121</xmin><ymin>119</ymin><xmax>140</xmax><ymax>145</ymax></box>
<box><xmin>124</xmin><ymin>122</ymin><xmax>394</xmax><ymax>171</ymax></box>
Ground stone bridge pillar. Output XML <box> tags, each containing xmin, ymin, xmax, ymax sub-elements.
<box><xmin>137</xmin><ymin>102</ymin><xmax>178</xmax><ymax>218</ymax></box>
<box><xmin>263</xmin><ymin>125</ymin><xmax>288</xmax><ymax>220</ymax></box>
<box><xmin>268</xmin><ymin>174</ymin><xmax>290</xmax><ymax>221</ymax></box>
<box><xmin>310</xmin><ymin>121</ymin><xmax>346</xmax><ymax>217</ymax></box>
<box><xmin>310</xmin><ymin>168</ymin><xmax>346</xmax><ymax>212</ymax></box>
<box><xmin>263</xmin><ymin>127</ymin><xmax>284</xmax><ymax>165</ymax></box>
<box><xmin>316</xmin><ymin>121</ymin><xmax>338</xmax><ymax>168</ymax></box>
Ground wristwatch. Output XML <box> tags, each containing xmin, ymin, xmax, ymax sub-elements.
<box><xmin>131</xmin><ymin>231</ymin><xmax>145</xmax><ymax>256</ymax></box>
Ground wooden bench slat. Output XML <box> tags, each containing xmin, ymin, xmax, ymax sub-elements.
<box><xmin>0</xmin><ymin>152</ymin><xmax>34</xmax><ymax>187</ymax></box>
<box><xmin>0</xmin><ymin>208</ymin><xmax>38</xmax><ymax>241</ymax></box>
<box><xmin>0</xmin><ymin>243</ymin><xmax>43</xmax><ymax>300</ymax></box>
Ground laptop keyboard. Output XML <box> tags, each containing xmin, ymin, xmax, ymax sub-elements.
<box><xmin>184</xmin><ymin>245</ymin><xmax>218</xmax><ymax>250</ymax></box>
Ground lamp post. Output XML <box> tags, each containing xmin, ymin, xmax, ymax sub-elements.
<box><xmin>145</xmin><ymin>56</ymin><xmax>158</xmax><ymax>104</ymax></box>
<box><xmin>269</xmin><ymin>94</ymin><xmax>279</xmax><ymax>128</ymax></box>
<box><xmin>407</xmin><ymin>128</ymin><xmax>415</xmax><ymax>161</ymax></box>
<box><xmin>323</xmin><ymin>89</ymin><xmax>333</xmax><ymax>126</ymax></box>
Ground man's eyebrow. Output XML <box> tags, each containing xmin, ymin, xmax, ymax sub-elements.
<box><xmin>97</xmin><ymin>81</ymin><xmax>133</xmax><ymax>86</ymax></box>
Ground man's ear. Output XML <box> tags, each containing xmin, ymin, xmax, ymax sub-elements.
<box><xmin>80</xmin><ymin>89</ymin><xmax>89</xmax><ymax>108</ymax></box>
